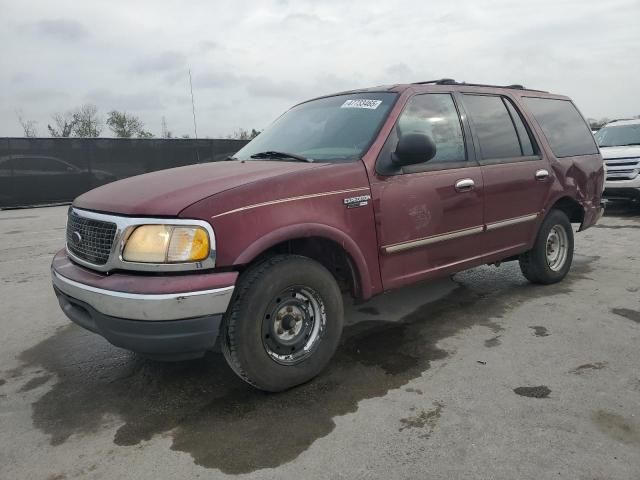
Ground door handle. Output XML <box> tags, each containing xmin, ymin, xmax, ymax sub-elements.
<box><xmin>455</xmin><ymin>178</ymin><xmax>475</xmax><ymax>192</ymax></box>
<box><xmin>535</xmin><ymin>169</ymin><xmax>550</xmax><ymax>180</ymax></box>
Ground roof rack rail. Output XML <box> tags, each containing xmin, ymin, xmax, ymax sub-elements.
<box><xmin>609</xmin><ymin>118</ymin><xmax>636</xmax><ymax>123</ymax></box>
<box><xmin>412</xmin><ymin>79</ymin><xmax>457</xmax><ymax>85</ymax></box>
<box><xmin>411</xmin><ymin>79</ymin><xmax>547</xmax><ymax>93</ymax></box>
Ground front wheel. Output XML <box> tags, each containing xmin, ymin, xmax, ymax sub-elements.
<box><xmin>519</xmin><ymin>209</ymin><xmax>574</xmax><ymax>285</ymax></box>
<box><xmin>222</xmin><ymin>255</ymin><xmax>344</xmax><ymax>392</ymax></box>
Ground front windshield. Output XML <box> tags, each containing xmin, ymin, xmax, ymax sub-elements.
<box><xmin>235</xmin><ymin>92</ymin><xmax>397</xmax><ymax>162</ymax></box>
<box><xmin>595</xmin><ymin>124</ymin><xmax>640</xmax><ymax>147</ymax></box>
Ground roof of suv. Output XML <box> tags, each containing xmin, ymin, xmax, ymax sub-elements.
<box><xmin>409</xmin><ymin>78</ymin><xmax>547</xmax><ymax>91</ymax></box>
<box><xmin>295</xmin><ymin>78</ymin><xmax>571</xmax><ymax>106</ymax></box>
<box><xmin>603</xmin><ymin>118</ymin><xmax>640</xmax><ymax>127</ymax></box>
<box><xmin>302</xmin><ymin>79</ymin><xmax>569</xmax><ymax>106</ymax></box>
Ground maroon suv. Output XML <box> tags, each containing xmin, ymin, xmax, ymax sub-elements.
<box><xmin>52</xmin><ymin>79</ymin><xmax>605</xmax><ymax>391</ymax></box>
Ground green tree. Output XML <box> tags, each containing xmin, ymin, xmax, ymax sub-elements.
<box><xmin>106</xmin><ymin>110</ymin><xmax>153</xmax><ymax>138</ymax></box>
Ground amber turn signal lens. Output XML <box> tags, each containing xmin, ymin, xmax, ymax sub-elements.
<box><xmin>167</xmin><ymin>227</ymin><xmax>210</xmax><ymax>262</ymax></box>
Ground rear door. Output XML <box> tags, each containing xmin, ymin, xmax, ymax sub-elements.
<box><xmin>458</xmin><ymin>93</ymin><xmax>552</xmax><ymax>253</ymax></box>
<box><xmin>371</xmin><ymin>92</ymin><xmax>485</xmax><ymax>290</ymax></box>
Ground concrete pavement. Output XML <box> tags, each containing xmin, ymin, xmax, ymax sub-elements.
<box><xmin>0</xmin><ymin>204</ymin><xmax>639</xmax><ymax>479</ymax></box>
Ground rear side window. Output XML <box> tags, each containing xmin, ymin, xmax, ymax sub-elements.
<box><xmin>462</xmin><ymin>95</ymin><xmax>522</xmax><ymax>160</ymax></box>
<box><xmin>523</xmin><ymin>97</ymin><xmax>598</xmax><ymax>157</ymax></box>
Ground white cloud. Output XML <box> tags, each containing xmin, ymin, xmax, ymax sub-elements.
<box><xmin>1</xmin><ymin>0</ymin><xmax>639</xmax><ymax>137</ymax></box>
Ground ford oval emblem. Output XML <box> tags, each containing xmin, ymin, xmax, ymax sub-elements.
<box><xmin>72</xmin><ymin>231</ymin><xmax>82</xmax><ymax>246</ymax></box>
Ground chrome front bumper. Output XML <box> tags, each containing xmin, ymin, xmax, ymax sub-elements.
<box><xmin>52</xmin><ymin>270</ymin><xmax>234</xmax><ymax>321</ymax></box>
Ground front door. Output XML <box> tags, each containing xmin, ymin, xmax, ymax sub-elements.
<box><xmin>458</xmin><ymin>93</ymin><xmax>552</xmax><ymax>252</ymax></box>
<box><xmin>370</xmin><ymin>92</ymin><xmax>485</xmax><ymax>291</ymax></box>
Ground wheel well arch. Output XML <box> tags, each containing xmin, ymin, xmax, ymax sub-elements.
<box><xmin>232</xmin><ymin>224</ymin><xmax>374</xmax><ymax>299</ymax></box>
<box><xmin>549</xmin><ymin>196</ymin><xmax>585</xmax><ymax>225</ymax></box>
<box><xmin>249</xmin><ymin>237</ymin><xmax>361</xmax><ymax>297</ymax></box>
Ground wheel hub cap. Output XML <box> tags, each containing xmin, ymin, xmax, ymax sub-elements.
<box><xmin>545</xmin><ymin>225</ymin><xmax>568</xmax><ymax>272</ymax></box>
<box><xmin>262</xmin><ymin>286</ymin><xmax>326</xmax><ymax>365</ymax></box>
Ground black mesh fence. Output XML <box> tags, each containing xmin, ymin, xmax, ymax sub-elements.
<box><xmin>0</xmin><ymin>137</ymin><xmax>248</xmax><ymax>208</ymax></box>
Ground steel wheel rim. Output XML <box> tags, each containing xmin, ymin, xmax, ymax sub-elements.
<box><xmin>261</xmin><ymin>286</ymin><xmax>326</xmax><ymax>365</ymax></box>
<box><xmin>546</xmin><ymin>225</ymin><xmax>568</xmax><ymax>271</ymax></box>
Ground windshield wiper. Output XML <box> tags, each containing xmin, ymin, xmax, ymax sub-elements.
<box><xmin>249</xmin><ymin>151</ymin><xmax>314</xmax><ymax>163</ymax></box>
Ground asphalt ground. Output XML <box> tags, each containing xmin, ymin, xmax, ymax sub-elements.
<box><xmin>0</xmin><ymin>203</ymin><xmax>639</xmax><ymax>480</ymax></box>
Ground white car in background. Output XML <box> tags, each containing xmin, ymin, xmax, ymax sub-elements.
<box><xmin>595</xmin><ymin>119</ymin><xmax>640</xmax><ymax>202</ymax></box>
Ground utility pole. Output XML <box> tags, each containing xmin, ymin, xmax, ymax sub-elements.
<box><xmin>189</xmin><ymin>69</ymin><xmax>198</xmax><ymax>139</ymax></box>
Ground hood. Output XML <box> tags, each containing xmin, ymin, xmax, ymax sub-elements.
<box><xmin>74</xmin><ymin>160</ymin><xmax>325</xmax><ymax>216</ymax></box>
<box><xmin>600</xmin><ymin>145</ymin><xmax>640</xmax><ymax>160</ymax></box>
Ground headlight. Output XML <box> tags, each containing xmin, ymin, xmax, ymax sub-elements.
<box><xmin>123</xmin><ymin>225</ymin><xmax>210</xmax><ymax>263</ymax></box>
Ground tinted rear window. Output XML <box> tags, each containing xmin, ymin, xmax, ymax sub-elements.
<box><xmin>462</xmin><ymin>95</ymin><xmax>522</xmax><ymax>159</ymax></box>
<box><xmin>523</xmin><ymin>97</ymin><xmax>598</xmax><ymax>157</ymax></box>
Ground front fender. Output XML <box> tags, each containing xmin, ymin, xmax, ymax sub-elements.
<box><xmin>233</xmin><ymin>223</ymin><xmax>375</xmax><ymax>299</ymax></box>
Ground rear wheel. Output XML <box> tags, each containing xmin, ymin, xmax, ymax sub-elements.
<box><xmin>222</xmin><ymin>255</ymin><xmax>344</xmax><ymax>392</ymax></box>
<box><xmin>519</xmin><ymin>209</ymin><xmax>574</xmax><ymax>284</ymax></box>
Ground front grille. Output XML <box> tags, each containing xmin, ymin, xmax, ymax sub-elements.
<box><xmin>605</xmin><ymin>157</ymin><xmax>640</xmax><ymax>181</ymax></box>
<box><xmin>66</xmin><ymin>211</ymin><xmax>117</xmax><ymax>265</ymax></box>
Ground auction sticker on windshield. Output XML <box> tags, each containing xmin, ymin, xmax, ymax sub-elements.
<box><xmin>341</xmin><ymin>99</ymin><xmax>382</xmax><ymax>109</ymax></box>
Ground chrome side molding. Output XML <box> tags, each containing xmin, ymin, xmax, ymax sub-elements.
<box><xmin>485</xmin><ymin>213</ymin><xmax>539</xmax><ymax>231</ymax></box>
<box><xmin>383</xmin><ymin>212</ymin><xmax>540</xmax><ymax>254</ymax></box>
<box><xmin>383</xmin><ymin>226</ymin><xmax>484</xmax><ymax>254</ymax></box>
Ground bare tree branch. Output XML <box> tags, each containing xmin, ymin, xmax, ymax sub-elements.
<box><xmin>227</xmin><ymin>128</ymin><xmax>260</xmax><ymax>140</ymax></box>
<box><xmin>16</xmin><ymin>110</ymin><xmax>38</xmax><ymax>137</ymax></box>
<box><xmin>48</xmin><ymin>111</ymin><xmax>77</xmax><ymax>137</ymax></box>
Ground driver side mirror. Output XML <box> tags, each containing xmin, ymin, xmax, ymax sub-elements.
<box><xmin>392</xmin><ymin>133</ymin><xmax>437</xmax><ymax>167</ymax></box>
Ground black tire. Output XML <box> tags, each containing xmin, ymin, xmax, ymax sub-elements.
<box><xmin>221</xmin><ymin>255</ymin><xmax>344</xmax><ymax>392</ymax></box>
<box><xmin>519</xmin><ymin>209</ymin><xmax>574</xmax><ymax>285</ymax></box>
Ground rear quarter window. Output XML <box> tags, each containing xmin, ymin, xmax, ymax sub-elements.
<box><xmin>523</xmin><ymin>97</ymin><xmax>598</xmax><ymax>158</ymax></box>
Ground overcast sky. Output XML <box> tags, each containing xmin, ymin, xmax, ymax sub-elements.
<box><xmin>1</xmin><ymin>0</ymin><xmax>639</xmax><ymax>138</ymax></box>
